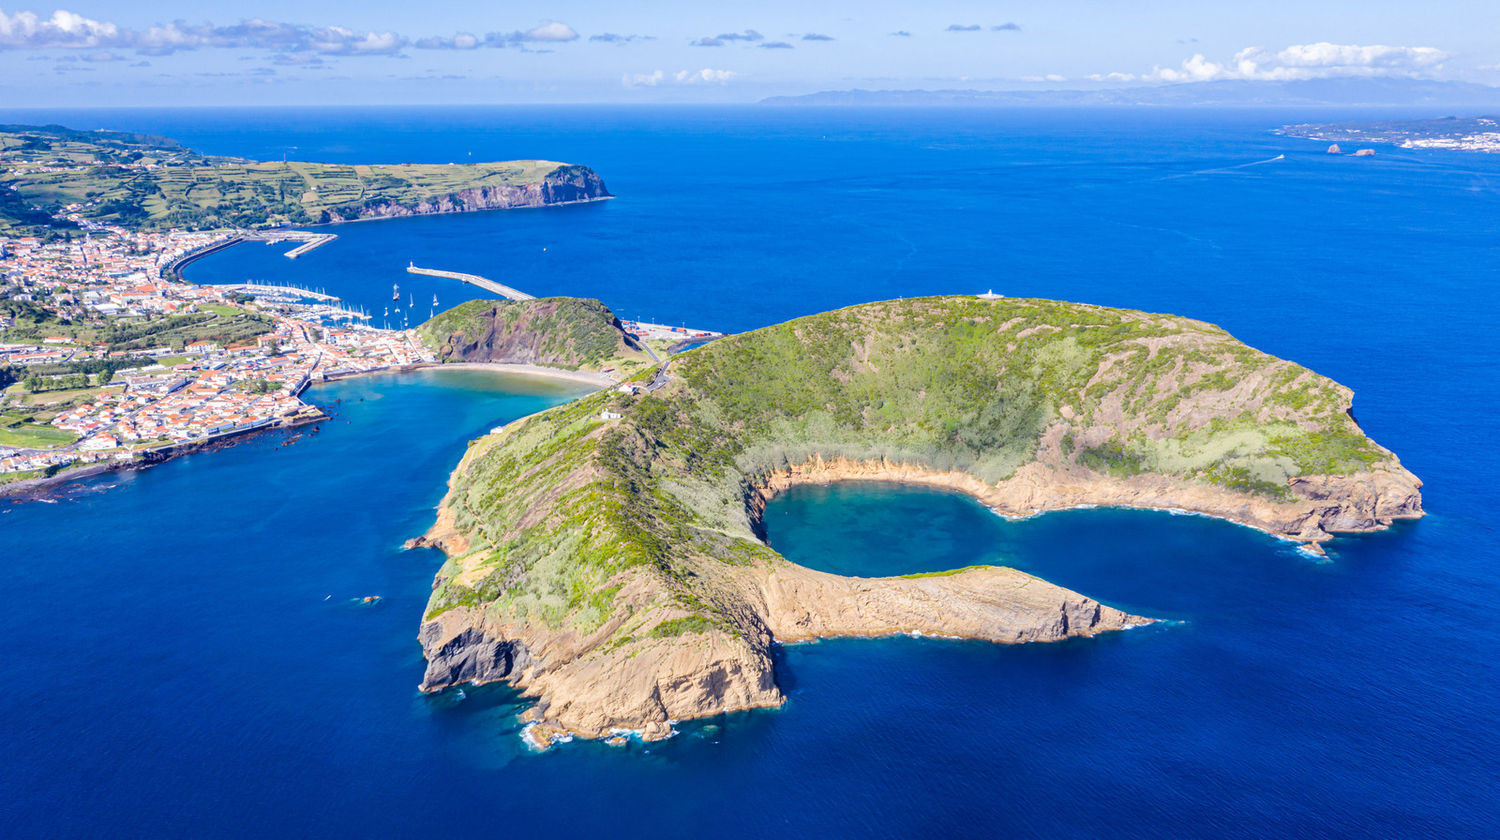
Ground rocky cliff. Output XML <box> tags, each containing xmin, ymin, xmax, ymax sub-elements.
<box><xmin>415</xmin><ymin>551</ymin><xmax>1144</xmax><ymax>744</ymax></box>
<box><xmin>414</xmin><ymin>295</ymin><xmax>1423</xmax><ymax>746</ymax></box>
<box><xmin>335</xmin><ymin>164</ymin><xmax>611</xmax><ymax>222</ymax></box>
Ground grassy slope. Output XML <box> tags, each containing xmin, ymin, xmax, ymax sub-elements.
<box><xmin>417</xmin><ymin>297</ymin><xmax>647</xmax><ymax>373</ymax></box>
<box><xmin>0</xmin><ymin>420</ymin><xmax>77</xmax><ymax>448</ymax></box>
<box><xmin>424</xmin><ymin>295</ymin><xmax>1399</xmax><ymax>644</ymax></box>
<box><xmin>0</xmin><ymin>125</ymin><xmax>595</xmax><ymax>233</ymax></box>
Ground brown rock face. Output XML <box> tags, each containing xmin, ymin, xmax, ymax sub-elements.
<box><xmin>334</xmin><ymin>165</ymin><xmax>611</xmax><ymax>222</ymax></box>
<box><xmin>751</xmin><ymin>456</ymin><xmax>1423</xmax><ymax>546</ymax></box>
<box><xmin>431</xmin><ymin>300</ymin><xmax>632</xmax><ymax>369</ymax></box>
<box><xmin>746</xmin><ymin>562</ymin><xmax>1147</xmax><ymax>643</ymax></box>
<box><xmin>417</xmin><ymin>569</ymin><xmax>786</xmax><ymax>741</ymax></box>
<box><xmin>416</xmin><ymin>556</ymin><xmax>1148</xmax><ymax>742</ymax></box>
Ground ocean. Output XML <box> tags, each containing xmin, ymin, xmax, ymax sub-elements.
<box><xmin>1</xmin><ymin>106</ymin><xmax>1496</xmax><ymax>838</ymax></box>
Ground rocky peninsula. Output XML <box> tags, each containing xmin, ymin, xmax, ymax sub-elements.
<box><xmin>413</xmin><ymin>295</ymin><xmax>1422</xmax><ymax>745</ymax></box>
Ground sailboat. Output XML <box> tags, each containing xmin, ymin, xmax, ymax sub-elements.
<box><xmin>408</xmin><ymin>293</ymin><xmax>413</xmax><ymax>307</ymax></box>
<box><xmin>392</xmin><ymin>283</ymin><xmax>399</xmax><ymax>301</ymax></box>
<box><xmin>432</xmin><ymin>294</ymin><xmax>438</xmax><ymax>307</ymax></box>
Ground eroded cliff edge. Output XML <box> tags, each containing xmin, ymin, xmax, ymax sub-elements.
<box><xmin>333</xmin><ymin>164</ymin><xmax>611</xmax><ymax>222</ymax></box>
<box><xmin>413</xmin><ymin>295</ymin><xmax>1421</xmax><ymax>745</ymax></box>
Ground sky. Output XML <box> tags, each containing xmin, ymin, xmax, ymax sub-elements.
<box><xmin>3</xmin><ymin>1</ymin><xmax>1500</xmax><ymax>106</ymax></box>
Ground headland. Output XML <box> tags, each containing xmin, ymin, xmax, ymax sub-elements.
<box><xmin>0</xmin><ymin>124</ymin><xmax>612</xmax><ymax>236</ymax></box>
<box><xmin>412</xmin><ymin>294</ymin><xmax>1423</xmax><ymax>746</ymax></box>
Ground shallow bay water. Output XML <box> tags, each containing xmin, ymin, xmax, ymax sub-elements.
<box><xmin>1</xmin><ymin>106</ymin><xmax>1497</xmax><ymax>837</ymax></box>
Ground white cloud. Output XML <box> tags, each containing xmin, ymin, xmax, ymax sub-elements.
<box><xmin>0</xmin><ymin>10</ymin><xmax>409</xmax><ymax>55</ymax></box>
<box><xmin>1150</xmin><ymin>53</ymin><xmax>1228</xmax><ymax>82</ymax></box>
<box><xmin>0</xmin><ymin>9</ymin><xmax>584</xmax><ymax>57</ymax></box>
<box><xmin>623</xmin><ymin>68</ymin><xmax>741</xmax><ymax>87</ymax></box>
<box><xmin>482</xmin><ymin>21</ymin><xmax>580</xmax><ymax>49</ymax></box>
<box><xmin>592</xmin><ymin>33</ymin><xmax>653</xmax><ymax>44</ymax></box>
<box><xmin>414</xmin><ymin>33</ymin><xmax>479</xmax><ymax>50</ymax></box>
<box><xmin>1141</xmin><ymin>42</ymin><xmax>1448</xmax><ymax>83</ymax></box>
<box><xmin>1019</xmin><ymin>73</ymin><xmax>1066</xmax><ymax>82</ymax></box>
<box><xmin>1087</xmin><ymin>71</ymin><xmax>1136</xmax><ymax>82</ymax></box>
<box><xmin>674</xmin><ymin>68</ymin><xmax>738</xmax><ymax>84</ymax></box>
<box><xmin>622</xmin><ymin>69</ymin><xmax>664</xmax><ymax>87</ymax></box>
<box><xmin>524</xmin><ymin>21</ymin><xmax>578</xmax><ymax>42</ymax></box>
<box><xmin>0</xmin><ymin>9</ymin><xmax>120</xmax><ymax>48</ymax></box>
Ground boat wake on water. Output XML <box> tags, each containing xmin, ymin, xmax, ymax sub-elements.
<box><xmin>1159</xmin><ymin>153</ymin><xmax>1286</xmax><ymax>180</ymax></box>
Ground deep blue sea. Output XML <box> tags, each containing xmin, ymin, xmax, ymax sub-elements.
<box><xmin>1</xmin><ymin>106</ymin><xmax>1497</xmax><ymax>838</ymax></box>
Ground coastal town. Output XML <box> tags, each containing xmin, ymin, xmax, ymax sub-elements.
<box><xmin>1284</xmin><ymin>116</ymin><xmax>1500</xmax><ymax>154</ymax></box>
<box><xmin>0</xmin><ymin>217</ymin><xmax>431</xmax><ymax>488</ymax></box>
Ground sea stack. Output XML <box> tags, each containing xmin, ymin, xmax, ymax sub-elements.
<box><xmin>1353</xmin><ymin>148</ymin><xmax>1377</xmax><ymax>157</ymax></box>
<box><xmin>1327</xmin><ymin>144</ymin><xmax>1342</xmax><ymax>154</ymax></box>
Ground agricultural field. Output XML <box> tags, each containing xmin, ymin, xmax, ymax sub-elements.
<box><xmin>2</xmin><ymin>383</ymin><xmax>120</xmax><ymax>423</ymax></box>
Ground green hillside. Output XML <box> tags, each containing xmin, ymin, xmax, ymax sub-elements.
<box><xmin>417</xmin><ymin>297</ymin><xmax>648</xmax><ymax>373</ymax></box>
<box><xmin>423</xmin><ymin>294</ymin><xmax>1414</xmax><ymax>634</ymax></box>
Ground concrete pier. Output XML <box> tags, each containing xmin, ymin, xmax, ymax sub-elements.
<box><xmin>406</xmin><ymin>264</ymin><xmax>535</xmax><ymax>301</ymax></box>
<box><xmin>278</xmin><ymin>233</ymin><xmax>337</xmax><ymax>258</ymax></box>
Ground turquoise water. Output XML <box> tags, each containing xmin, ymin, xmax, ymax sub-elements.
<box><xmin>764</xmin><ymin>482</ymin><xmax>1014</xmax><ymax>577</ymax></box>
<box><xmin>1</xmin><ymin>106</ymin><xmax>1497</xmax><ymax>837</ymax></box>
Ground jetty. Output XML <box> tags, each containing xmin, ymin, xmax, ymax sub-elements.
<box><xmin>406</xmin><ymin>264</ymin><xmax>535</xmax><ymax>301</ymax></box>
<box><xmin>272</xmin><ymin>233</ymin><xmax>337</xmax><ymax>258</ymax></box>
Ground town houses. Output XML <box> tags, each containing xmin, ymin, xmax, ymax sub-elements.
<box><xmin>1</xmin><ymin>224</ymin><xmax>432</xmax><ymax>480</ymax></box>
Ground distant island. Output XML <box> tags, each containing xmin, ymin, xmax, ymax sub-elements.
<box><xmin>0</xmin><ymin>124</ymin><xmax>611</xmax><ymax>236</ymax></box>
<box><xmin>410</xmin><ymin>294</ymin><xmax>1423</xmax><ymax>747</ymax></box>
<box><xmin>1283</xmin><ymin>116</ymin><xmax>1500</xmax><ymax>153</ymax></box>
<box><xmin>761</xmin><ymin>78</ymin><xmax>1500</xmax><ymax>108</ymax></box>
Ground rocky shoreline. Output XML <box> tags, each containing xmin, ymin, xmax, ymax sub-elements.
<box><xmin>747</xmin><ymin>456</ymin><xmax>1424</xmax><ymax>554</ymax></box>
<box><xmin>411</xmin><ymin>451</ymin><xmax>1164</xmax><ymax>746</ymax></box>
<box><xmin>413</xmin><ymin>451</ymin><xmax>1419</xmax><ymax>747</ymax></box>
<box><xmin>413</xmin><ymin>545</ymin><xmax>1150</xmax><ymax>746</ymax></box>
